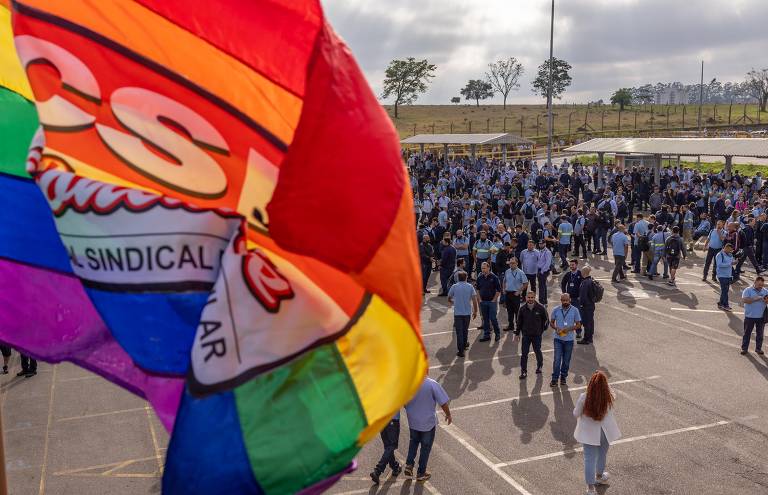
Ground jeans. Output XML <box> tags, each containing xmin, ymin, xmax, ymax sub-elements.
<box><xmin>558</xmin><ymin>243</ymin><xmax>570</xmax><ymax>266</ymax></box>
<box><xmin>421</xmin><ymin>263</ymin><xmax>431</xmax><ymax>292</ymax></box>
<box><xmin>703</xmin><ymin>247</ymin><xmax>719</xmax><ymax>278</ymax></box>
<box><xmin>520</xmin><ymin>334</ymin><xmax>543</xmax><ymax>372</ymax></box>
<box><xmin>742</xmin><ymin>317</ymin><xmax>765</xmax><ymax>352</ymax></box>
<box><xmin>650</xmin><ymin>251</ymin><xmax>668</xmax><ymax>277</ymax></box>
<box><xmin>595</xmin><ymin>228</ymin><xmax>608</xmax><ymax>252</ymax></box>
<box><xmin>480</xmin><ymin>301</ymin><xmax>500</xmax><ymax>338</ymax></box>
<box><xmin>612</xmin><ymin>255</ymin><xmax>626</xmax><ymax>281</ymax></box>
<box><xmin>505</xmin><ymin>292</ymin><xmax>522</xmax><ymax>330</ymax></box>
<box><xmin>581</xmin><ymin>306</ymin><xmax>596</xmax><ymax>342</ymax></box>
<box><xmin>20</xmin><ymin>354</ymin><xmax>37</xmax><ymax>373</ymax></box>
<box><xmin>583</xmin><ymin>430</ymin><xmax>610</xmax><ymax>485</ymax></box>
<box><xmin>537</xmin><ymin>271</ymin><xmax>549</xmax><ymax>305</ymax></box>
<box><xmin>406</xmin><ymin>427</ymin><xmax>436</xmax><ymax>476</ymax></box>
<box><xmin>454</xmin><ymin>315</ymin><xmax>470</xmax><ymax>352</ymax></box>
<box><xmin>631</xmin><ymin>244</ymin><xmax>641</xmax><ymax>271</ymax></box>
<box><xmin>551</xmin><ymin>338</ymin><xmax>574</xmax><ymax>381</ymax></box>
<box><xmin>374</xmin><ymin>420</ymin><xmax>401</xmax><ymax>474</ymax></box>
<box><xmin>718</xmin><ymin>277</ymin><xmax>731</xmax><ymax>307</ymax></box>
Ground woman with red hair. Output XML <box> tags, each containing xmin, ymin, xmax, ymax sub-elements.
<box><xmin>573</xmin><ymin>371</ymin><xmax>622</xmax><ymax>495</ymax></box>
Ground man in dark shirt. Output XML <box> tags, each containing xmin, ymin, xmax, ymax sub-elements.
<box><xmin>578</xmin><ymin>266</ymin><xmax>597</xmax><ymax>345</ymax></box>
<box><xmin>475</xmin><ymin>262</ymin><xmax>502</xmax><ymax>342</ymax></box>
<box><xmin>419</xmin><ymin>234</ymin><xmax>434</xmax><ymax>294</ymax></box>
<box><xmin>438</xmin><ymin>236</ymin><xmax>457</xmax><ymax>296</ymax></box>
<box><xmin>736</xmin><ymin>217</ymin><xmax>762</xmax><ymax>277</ymax></box>
<box><xmin>517</xmin><ymin>291</ymin><xmax>549</xmax><ymax>379</ymax></box>
<box><xmin>560</xmin><ymin>258</ymin><xmax>584</xmax><ymax>336</ymax></box>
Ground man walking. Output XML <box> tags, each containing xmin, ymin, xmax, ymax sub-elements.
<box><xmin>517</xmin><ymin>291</ymin><xmax>549</xmax><ymax>379</ymax></box>
<box><xmin>476</xmin><ymin>262</ymin><xmax>502</xmax><ymax>342</ymax></box>
<box><xmin>438</xmin><ymin>236</ymin><xmax>457</xmax><ymax>296</ymax></box>
<box><xmin>741</xmin><ymin>276</ymin><xmax>767</xmax><ymax>355</ymax></box>
<box><xmin>631</xmin><ymin>213</ymin><xmax>648</xmax><ymax>273</ymax></box>
<box><xmin>560</xmin><ymin>259</ymin><xmax>584</xmax><ymax>339</ymax></box>
<box><xmin>404</xmin><ymin>377</ymin><xmax>452</xmax><ymax>482</ymax></box>
<box><xmin>536</xmin><ymin>239</ymin><xmax>553</xmax><ymax>305</ymax></box>
<box><xmin>473</xmin><ymin>231</ymin><xmax>493</xmax><ymax>279</ymax></box>
<box><xmin>503</xmin><ymin>258</ymin><xmax>528</xmax><ymax>334</ymax></box>
<box><xmin>419</xmin><ymin>233</ymin><xmax>434</xmax><ymax>293</ymax></box>
<box><xmin>578</xmin><ymin>266</ymin><xmax>597</xmax><ymax>345</ymax></box>
<box><xmin>447</xmin><ymin>271</ymin><xmax>478</xmax><ymax>357</ymax></box>
<box><xmin>550</xmin><ymin>293</ymin><xmax>581</xmax><ymax>387</ymax></box>
<box><xmin>664</xmin><ymin>226</ymin><xmax>686</xmax><ymax>287</ymax></box>
<box><xmin>610</xmin><ymin>224</ymin><xmax>630</xmax><ymax>283</ymax></box>
<box><xmin>557</xmin><ymin>214</ymin><xmax>573</xmax><ymax>268</ymax></box>
<box><xmin>716</xmin><ymin>243</ymin><xmax>735</xmax><ymax>311</ymax></box>
<box><xmin>703</xmin><ymin>220</ymin><xmax>726</xmax><ymax>282</ymax></box>
<box><xmin>520</xmin><ymin>240</ymin><xmax>540</xmax><ymax>296</ymax></box>
<box><xmin>370</xmin><ymin>412</ymin><xmax>402</xmax><ymax>484</ymax></box>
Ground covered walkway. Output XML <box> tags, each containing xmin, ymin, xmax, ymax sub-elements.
<box><xmin>401</xmin><ymin>133</ymin><xmax>533</xmax><ymax>162</ymax></box>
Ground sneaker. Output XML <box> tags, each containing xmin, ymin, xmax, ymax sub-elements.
<box><xmin>1</xmin><ymin>366</ymin><xmax>7</xmax><ymax>375</ymax></box>
<box><xmin>576</xmin><ymin>331</ymin><xmax>582</xmax><ymax>339</ymax></box>
<box><xmin>403</xmin><ymin>464</ymin><xmax>414</xmax><ymax>477</ymax></box>
<box><xmin>370</xmin><ymin>471</ymin><xmax>381</xmax><ymax>485</ymax></box>
<box><xmin>577</xmin><ymin>339</ymin><xmax>592</xmax><ymax>345</ymax></box>
<box><xmin>560</xmin><ymin>378</ymin><xmax>567</xmax><ymax>386</ymax></box>
<box><xmin>667</xmin><ymin>280</ymin><xmax>675</xmax><ymax>286</ymax></box>
<box><xmin>24</xmin><ymin>371</ymin><xmax>36</xmax><ymax>378</ymax></box>
<box><xmin>416</xmin><ymin>473</ymin><xmax>431</xmax><ymax>482</ymax></box>
<box><xmin>456</xmin><ymin>351</ymin><xmax>465</xmax><ymax>357</ymax></box>
<box><xmin>549</xmin><ymin>380</ymin><xmax>558</xmax><ymax>387</ymax></box>
<box><xmin>494</xmin><ymin>335</ymin><xmax>500</xmax><ymax>343</ymax></box>
<box><xmin>702</xmin><ymin>277</ymin><xmax>708</xmax><ymax>281</ymax></box>
<box><xmin>16</xmin><ymin>370</ymin><xmax>27</xmax><ymax>377</ymax></box>
<box><xmin>596</xmin><ymin>472</ymin><xmax>610</xmax><ymax>484</ymax></box>
<box><xmin>391</xmin><ymin>465</ymin><xmax>402</xmax><ymax>477</ymax></box>
<box><xmin>478</xmin><ymin>337</ymin><xmax>491</xmax><ymax>342</ymax></box>
<box><xmin>723</xmin><ymin>306</ymin><xmax>733</xmax><ymax>312</ymax></box>
<box><xmin>535</xmin><ymin>367</ymin><xmax>542</xmax><ymax>374</ymax></box>
<box><xmin>662</xmin><ymin>274</ymin><xmax>669</xmax><ymax>279</ymax></box>
<box><xmin>519</xmin><ymin>371</ymin><xmax>528</xmax><ymax>380</ymax></box>
<box><xmin>757</xmin><ymin>350</ymin><xmax>765</xmax><ymax>355</ymax></box>
<box><xmin>740</xmin><ymin>350</ymin><xmax>748</xmax><ymax>355</ymax></box>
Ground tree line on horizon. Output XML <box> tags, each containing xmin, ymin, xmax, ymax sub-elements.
<box><xmin>381</xmin><ymin>57</ymin><xmax>768</xmax><ymax>118</ymax></box>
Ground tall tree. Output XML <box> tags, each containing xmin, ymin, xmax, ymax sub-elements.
<box><xmin>380</xmin><ymin>57</ymin><xmax>436</xmax><ymax>118</ymax></box>
<box><xmin>633</xmin><ymin>84</ymin><xmax>654</xmax><ymax>105</ymax></box>
<box><xmin>531</xmin><ymin>57</ymin><xmax>572</xmax><ymax>100</ymax></box>
<box><xmin>745</xmin><ymin>68</ymin><xmax>768</xmax><ymax>111</ymax></box>
<box><xmin>485</xmin><ymin>57</ymin><xmax>524</xmax><ymax>109</ymax></box>
<box><xmin>460</xmin><ymin>79</ymin><xmax>494</xmax><ymax>107</ymax></box>
<box><xmin>610</xmin><ymin>88</ymin><xmax>632</xmax><ymax>111</ymax></box>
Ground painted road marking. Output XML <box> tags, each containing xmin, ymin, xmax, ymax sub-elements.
<box><xmin>452</xmin><ymin>376</ymin><xmax>660</xmax><ymax>412</ymax></box>
<box><xmin>422</xmin><ymin>330</ymin><xmax>455</xmax><ymax>337</ymax></box>
<box><xmin>670</xmin><ymin>307</ymin><xmax>744</xmax><ymax>315</ymax></box>
<box><xmin>429</xmin><ymin>349</ymin><xmax>555</xmax><ymax>370</ymax></box>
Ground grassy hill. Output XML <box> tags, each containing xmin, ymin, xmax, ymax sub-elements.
<box><xmin>385</xmin><ymin>103</ymin><xmax>766</xmax><ymax>142</ymax></box>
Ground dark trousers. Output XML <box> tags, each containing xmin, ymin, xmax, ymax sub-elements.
<box><xmin>594</xmin><ymin>228</ymin><xmax>608</xmax><ymax>252</ymax></box>
<box><xmin>612</xmin><ymin>255</ymin><xmax>626</xmax><ymax>281</ymax></box>
<box><xmin>520</xmin><ymin>334</ymin><xmax>543</xmax><ymax>372</ymax></box>
<box><xmin>505</xmin><ymin>292</ymin><xmax>522</xmax><ymax>330</ymax></box>
<box><xmin>573</xmin><ymin>234</ymin><xmax>587</xmax><ymax>257</ymax></box>
<box><xmin>558</xmin><ymin>244</ymin><xmax>570</xmax><ymax>266</ymax></box>
<box><xmin>480</xmin><ymin>301</ymin><xmax>500</xmax><ymax>338</ymax></box>
<box><xmin>581</xmin><ymin>305</ymin><xmax>596</xmax><ymax>342</ymax></box>
<box><xmin>718</xmin><ymin>277</ymin><xmax>731</xmax><ymax>307</ymax></box>
<box><xmin>631</xmin><ymin>245</ymin><xmax>641</xmax><ymax>271</ymax></box>
<box><xmin>742</xmin><ymin>317</ymin><xmax>765</xmax><ymax>352</ymax></box>
<box><xmin>421</xmin><ymin>263</ymin><xmax>431</xmax><ymax>292</ymax></box>
<box><xmin>454</xmin><ymin>315</ymin><xmax>470</xmax><ymax>352</ymax></box>
<box><xmin>20</xmin><ymin>354</ymin><xmax>37</xmax><ymax>373</ymax></box>
<box><xmin>537</xmin><ymin>271</ymin><xmax>549</xmax><ymax>305</ymax></box>
<box><xmin>375</xmin><ymin>419</ymin><xmax>401</xmax><ymax>474</ymax></box>
<box><xmin>406</xmin><ymin>427</ymin><xmax>436</xmax><ymax>476</ymax></box>
<box><xmin>525</xmin><ymin>274</ymin><xmax>537</xmax><ymax>295</ymax></box>
<box><xmin>439</xmin><ymin>267</ymin><xmax>452</xmax><ymax>294</ymax></box>
<box><xmin>736</xmin><ymin>246</ymin><xmax>761</xmax><ymax>274</ymax></box>
<box><xmin>703</xmin><ymin>248</ymin><xmax>719</xmax><ymax>279</ymax></box>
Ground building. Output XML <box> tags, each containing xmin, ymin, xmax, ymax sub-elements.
<box><xmin>655</xmin><ymin>87</ymin><xmax>688</xmax><ymax>105</ymax></box>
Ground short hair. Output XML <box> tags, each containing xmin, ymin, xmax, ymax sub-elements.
<box><xmin>457</xmin><ymin>270</ymin><xmax>468</xmax><ymax>282</ymax></box>
<box><xmin>724</xmin><ymin>243</ymin><xmax>733</xmax><ymax>249</ymax></box>
<box><xmin>757</xmin><ymin>276</ymin><xmax>765</xmax><ymax>283</ymax></box>
<box><xmin>636</xmin><ymin>213</ymin><xmax>644</xmax><ymax>219</ymax></box>
<box><xmin>581</xmin><ymin>265</ymin><xmax>592</xmax><ymax>275</ymax></box>
<box><xmin>456</xmin><ymin>258</ymin><xmax>466</xmax><ymax>267</ymax></box>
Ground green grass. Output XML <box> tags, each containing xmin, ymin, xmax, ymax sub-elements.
<box><xmin>573</xmin><ymin>154</ymin><xmax>766</xmax><ymax>176</ymax></box>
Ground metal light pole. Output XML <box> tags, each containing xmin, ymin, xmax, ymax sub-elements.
<box><xmin>697</xmin><ymin>60</ymin><xmax>704</xmax><ymax>134</ymax></box>
<box><xmin>546</xmin><ymin>0</ymin><xmax>554</xmax><ymax>166</ymax></box>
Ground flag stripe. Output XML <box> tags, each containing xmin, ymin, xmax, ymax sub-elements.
<box><xmin>0</xmin><ymin>87</ymin><xmax>38</xmax><ymax>176</ymax></box>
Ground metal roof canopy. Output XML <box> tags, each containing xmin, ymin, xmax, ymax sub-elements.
<box><xmin>401</xmin><ymin>133</ymin><xmax>533</xmax><ymax>146</ymax></box>
<box><xmin>564</xmin><ymin>137</ymin><xmax>768</xmax><ymax>158</ymax></box>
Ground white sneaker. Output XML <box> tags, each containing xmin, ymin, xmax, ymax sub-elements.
<box><xmin>596</xmin><ymin>471</ymin><xmax>610</xmax><ymax>484</ymax></box>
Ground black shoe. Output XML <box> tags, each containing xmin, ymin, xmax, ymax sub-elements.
<box><xmin>647</xmin><ymin>274</ymin><xmax>654</xmax><ymax>280</ymax></box>
<box><xmin>577</xmin><ymin>339</ymin><xmax>592</xmax><ymax>345</ymax></box>
<box><xmin>392</xmin><ymin>465</ymin><xmax>402</xmax><ymax>477</ymax></box>
<box><xmin>16</xmin><ymin>370</ymin><xmax>27</xmax><ymax>377</ymax></box>
<box><xmin>519</xmin><ymin>372</ymin><xmax>528</xmax><ymax>379</ymax></box>
<box><xmin>404</xmin><ymin>465</ymin><xmax>414</xmax><ymax>477</ymax></box>
<box><xmin>662</xmin><ymin>274</ymin><xmax>669</xmax><ymax>279</ymax></box>
<box><xmin>631</xmin><ymin>270</ymin><xmax>640</xmax><ymax>273</ymax></box>
<box><xmin>740</xmin><ymin>349</ymin><xmax>748</xmax><ymax>355</ymax></box>
<box><xmin>437</xmin><ymin>292</ymin><xmax>448</xmax><ymax>297</ymax></box>
<box><xmin>370</xmin><ymin>471</ymin><xmax>381</xmax><ymax>485</ymax></box>
<box><xmin>549</xmin><ymin>380</ymin><xmax>558</xmax><ymax>387</ymax></box>
<box><xmin>1</xmin><ymin>366</ymin><xmax>6</xmax><ymax>375</ymax></box>
<box><xmin>24</xmin><ymin>371</ymin><xmax>36</xmax><ymax>378</ymax></box>
<box><xmin>702</xmin><ymin>277</ymin><xmax>708</xmax><ymax>281</ymax></box>
<box><xmin>456</xmin><ymin>351</ymin><xmax>465</xmax><ymax>357</ymax></box>
<box><xmin>560</xmin><ymin>378</ymin><xmax>567</xmax><ymax>386</ymax></box>
<box><xmin>478</xmin><ymin>337</ymin><xmax>491</xmax><ymax>342</ymax></box>
<box><xmin>757</xmin><ymin>350</ymin><xmax>765</xmax><ymax>355</ymax></box>
<box><xmin>535</xmin><ymin>367</ymin><xmax>542</xmax><ymax>374</ymax></box>
<box><xmin>465</xmin><ymin>343</ymin><xmax>470</xmax><ymax>350</ymax></box>
<box><xmin>494</xmin><ymin>335</ymin><xmax>500</xmax><ymax>342</ymax></box>
<box><xmin>513</xmin><ymin>330</ymin><xmax>520</xmax><ymax>336</ymax></box>
<box><xmin>503</xmin><ymin>326</ymin><xmax>512</xmax><ymax>332</ymax></box>
<box><xmin>711</xmin><ymin>275</ymin><xmax>718</xmax><ymax>282</ymax></box>
<box><xmin>576</xmin><ymin>331</ymin><xmax>582</xmax><ymax>339</ymax></box>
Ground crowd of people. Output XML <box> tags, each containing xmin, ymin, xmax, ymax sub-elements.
<box><xmin>369</xmin><ymin>152</ymin><xmax>768</xmax><ymax>493</ymax></box>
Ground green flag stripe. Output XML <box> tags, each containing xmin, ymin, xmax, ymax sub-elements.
<box><xmin>234</xmin><ymin>343</ymin><xmax>366</xmax><ymax>495</ymax></box>
<box><xmin>0</xmin><ymin>87</ymin><xmax>38</xmax><ymax>178</ymax></box>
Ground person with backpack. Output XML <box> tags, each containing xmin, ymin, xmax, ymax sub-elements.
<box><xmin>572</xmin><ymin>209</ymin><xmax>588</xmax><ymax>259</ymax></box>
<box><xmin>664</xmin><ymin>226</ymin><xmax>686</xmax><ymax>287</ymax></box>
<box><xmin>578</xmin><ymin>266</ymin><xmax>601</xmax><ymax>345</ymax></box>
<box><xmin>522</xmin><ymin>199</ymin><xmax>536</xmax><ymax>232</ymax></box>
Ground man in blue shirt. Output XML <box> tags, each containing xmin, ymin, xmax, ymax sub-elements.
<box><xmin>556</xmin><ymin>214</ymin><xmax>573</xmax><ymax>269</ymax></box>
<box><xmin>519</xmin><ymin>240</ymin><xmax>540</xmax><ymax>295</ymax></box>
<box><xmin>404</xmin><ymin>378</ymin><xmax>452</xmax><ymax>482</ymax></box>
<box><xmin>716</xmin><ymin>243</ymin><xmax>735</xmax><ymax>311</ymax></box>
<box><xmin>503</xmin><ymin>257</ymin><xmax>528</xmax><ymax>334</ymax></box>
<box><xmin>475</xmin><ymin>262</ymin><xmax>502</xmax><ymax>342</ymax></box>
<box><xmin>741</xmin><ymin>276</ymin><xmax>768</xmax><ymax>355</ymax></box>
<box><xmin>448</xmin><ymin>271</ymin><xmax>479</xmax><ymax>357</ymax></box>
<box><xmin>610</xmin><ymin>224</ymin><xmax>630</xmax><ymax>283</ymax></box>
<box><xmin>631</xmin><ymin>213</ymin><xmax>648</xmax><ymax>273</ymax></box>
<box><xmin>536</xmin><ymin>240</ymin><xmax>553</xmax><ymax>305</ymax></box>
<box><xmin>703</xmin><ymin>220</ymin><xmax>726</xmax><ymax>282</ymax></box>
<box><xmin>550</xmin><ymin>293</ymin><xmax>581</xmax><ymax>387</ymax></box>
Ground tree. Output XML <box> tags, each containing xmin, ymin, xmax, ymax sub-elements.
<box><xmin>485</xmin><ymin>57</ymin><xmax>524</xmax><ymax>109</ymax></box>
<box><xmin>380</xmin><ymin>57</ymin><xmax>436</xmax><ymax>118</ymax></box>
<box><xmin>745</xmin><ymin>68</ymin><xmax>768</xmax><ymax>111</ymax></box>
<box><xmin>460</xmin><ymin>79</ymin><xmax>494</xmax><ymax>107</ymax></box>
<box><xmin>531</xmin><ymin>57</ymin><xmax>572</xmax><ymax>100</ymax></box>
<box><xmin>633</xmin><ymin>84</ymin><xmax>654</xmax><ymax>105</ymax></box>
<box><xmin>450</xmin><ymin>96</ymin><xmax>461</xmax><ymax>104</ymax></box>
<box><xmin>610</xmin><ymin>88</ymin><xmax>632</xmax><ymax>111</ymax></box>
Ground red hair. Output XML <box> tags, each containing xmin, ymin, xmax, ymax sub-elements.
<box><xmin>583</xmin><ymin>371</ymin><xmax>613</xmax><ymax>421</ymax></box>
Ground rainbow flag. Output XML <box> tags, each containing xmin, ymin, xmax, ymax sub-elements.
<box><xmin>0</xmin><ymin>1</ymin><xmax>426</xmax><ymax>493</ymax></box>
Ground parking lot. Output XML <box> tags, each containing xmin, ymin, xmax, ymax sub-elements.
<box><xmin>4</xmin><ymin>251</ymin><xmax>768</xmax><ymax>494</ymax></box>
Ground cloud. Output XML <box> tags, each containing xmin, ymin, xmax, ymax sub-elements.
<box><xmin>321</xmin><ymin>0</ymin><xmax>768</xmax><ymax>104</ymax></box>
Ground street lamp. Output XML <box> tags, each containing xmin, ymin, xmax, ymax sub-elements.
<box><xmin>546</xmin><ymin>0</ymin><xmax>555</xmax><ymax>166</ymax></box>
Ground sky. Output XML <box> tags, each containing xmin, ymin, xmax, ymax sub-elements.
<box><xmin>321</xmin><ymin>0</ymin><xmax>768</xmax><ymax>105</ymax></box>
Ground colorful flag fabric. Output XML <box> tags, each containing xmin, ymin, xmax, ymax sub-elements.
<box><xmin>0</xmin><ymin>1</ymin><xmax>426</xmax><ymax>494</ymax></box>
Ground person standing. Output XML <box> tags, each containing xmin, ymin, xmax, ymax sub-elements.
<box><xmin>404</xmin><ymin>377</ymin><xmax>452</xmax><ymax>482</ymax></box>
<box><xmin>473</xmin><ymin>231</ymin><xmax>493</xmax><ymax>279</ymax></box>
<box><xmin>735</xmin><ymin>217</ymin><xmax>762</xmax><ymax>277</ymax></box>
<box><xmin>631</xmin><ymin>213</ymin><xmax>648</xmax><ymax>273</ymax></box>
<box><xmin>663</xmin><ymin>226</ymin><xmax>686</xmax><ymax>287</ymax></box>
<box><xmin>647</xmin><ymin>225</ymin><xmax>669</xmax><ymax>281</ymax></box>
<box><xmin>716</xmin><ymin>243</ymin><xmax>736</xmax><ymax>311</ymax></box>
<box><xmin>520</xmin><ymin>240</ymin><xmax>540</xmax><ymax>296</ymax></box>
<box><xmin>0</xmin><ymin>345</ymin><xmax>11</xmax><ymax>374</ymax></box>
<box><xmin>438</xmin><ymin>236</ymin><xmax>457</xmax><ymax>296</ymax></box>
<box><xmin>741</xmin><ymin>276</ymin><xmax>768</xmax><ymax>355</ymax></box>
<box><xmin>574</xmin><ymin>371</ymin><xmax>621</xmax><ymax>495</ymax></box>
<box><xmin>610</xmin><ymin>224</ymin><xmax>630</xmax><ymax>283</ymax></box>
<box><xmin>550</xmin><ymin>293</ymin><xmax>582</xmax><ymax>387</ymax></box>
<box><xmin>561</xmin><ymin>259</ymin><xmax>584</xmax><ymax>339</ymax></box>
<box><xmin>578</xmin><ymin>266</ymin><xmax>597</xmax><ymax>345</ymax></box>
<box><xmin>536</xmin><ymin>239</ymin><xmax>553</xmax><ymax>305</ymax></box>
<box><xmin>370</xmin><ymin>412</ymin><xmax>402</xmax><ymax>484</ymax></box>
<box><xmin>503</xmin><ymin>258</ymin><xmax>528</xmax><ymax>334</ymax></box>
<box><xmin>18</xmin><ymin>353</ymin><xmax>37</xmax><ymax>377</ymax></box>
<box><xmin>453</xmin><ymin>229</ymin><xmax>470</xmax><ymax>273</ymax></box>
<box><xmin>573</xmin><ymin>209</ymin><xmax>588</xmax><ymax>259</ymax></box>
<box><xmin>703</xmin><ymin>220</ymin><xmax>726</xmax><ymax>282</ymax></box>
<box><xmin>476</xmin><ymin>262</ymin><xmax>502</xmax><ymax>342</ymax></box>
<box><xmin>557</xmin><ymin>214</ymin><xmax>573</xmax><ymax>269</ymax></box>
<box><xmin>419</xmin><ymin>234</ymin><xmax>434</xmax><ymax>293</ymax></box>
<box><xmin>517</xmin><ymin>291</ymin><xmax>549</xmax><ymax>379</ymax></box>
<box><xmin>447</xmin><ymin>271</ymin><xmax>479</xmax><ymax>357</ymax></box>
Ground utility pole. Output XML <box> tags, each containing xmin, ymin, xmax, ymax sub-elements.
<box><xmin>546</xmin><ymin>0</ymin><xmax>555</xmax><ymax>166</ymax></box>
<box><xmin>697</xmin><ymin>60</ymin><xmax>704</xmax><ymax>134</ymax></box>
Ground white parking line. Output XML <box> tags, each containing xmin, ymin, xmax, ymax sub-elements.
<box><xmin>670</xmin><ymin>307</ymin><xmax>744</xmax><ymax>314</ymax></box>
<box><xmin>495</xmin><ymin>419</ymin><xmax>733</xmax><ymax>468</ymax></box>
<box><xmin>452</xmin><ymin>376</ymin><xmax>660</xmax><ymax>412</ymax></box>
<box><xmin>422</xmin><ymin>330</ymin><xmax>455</xmax><ymax>337</ymax></box>
<box><xmin>429</xmin><ymin>349</ymin><xmax>555</xmax><ymax>370</ymax></box>
<box><xmin>440</xmin><ymin>423</ymin><xmax>532</xmax><ymax>495</ymax></box>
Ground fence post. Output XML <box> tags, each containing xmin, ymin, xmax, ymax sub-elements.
<box><xmin>682</xmin><ymin>106</ymin><xmax>685</xmax><ymax>128</ymax></box>
<box><xmin>486</xmin><ymin>118</ymin><xmax>490</xmax><ymax>133</ymax></box>
<box><xmin>634</xmin><ymin>110</ymin><xmax>638</xmax><ymax>130</ymax></box>
<box><xmin>412</xmin><ymin>123</ymin><xmax>416</xmax><ymax>136</ymax></box>
<box><xmin>520</xmin><ymin>117</ymin><xmax>524</xmax><ymax>137</ymax></box>
<box><xmin>431</xmin><ymin>122</ymin><xmax>435</xmax><ymax>134</ymax></box>
<box><xmin>450</xmin><ymin>122</ymin><xmax>453</xmax><ymax>133</ymax></box>
<box><xmin>728</xmin><ymin>101</ymin><xmax>733</xmax><ymax>124</ymax></box>
<box><xmin>618</xmin><ymin>109</ymin><xmax>622</xmax><ymax>132</ymax></box>
<box><xmin>468</xmin><ymin>121</ymin><xmax>472</xmax><ymax>133</ymax></box>
<box><xmin>536</xmin><ymin>115</ymin><xmax>540</xmax><ymax>136</ymax></box>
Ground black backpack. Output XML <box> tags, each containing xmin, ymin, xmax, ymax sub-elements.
<box><xmin>664</xmin><ymin>236</ymin><xmax>681</xmax><ymax>258</ymax></box>
<box><xmin>524</xmin><ymin>203</ymin><xmax>535</xmax><ymax>219</ymax></box>
<box><xmin>590</xmin><ymin>279</ymin><xmax>604</xmax><ymax>303</ymax></box>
